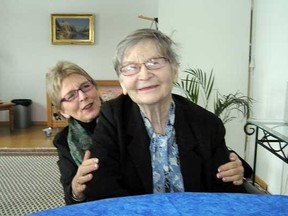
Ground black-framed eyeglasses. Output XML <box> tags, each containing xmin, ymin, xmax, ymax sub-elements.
<box><xmin>119</xmin><ymin>57</ymin><xmax>168</xmax><ymax>76</ymax></box>
<box><xmin>60</xmin><ymin>81</ymin><xmax>94</xmax><ymax>103</ymax></box>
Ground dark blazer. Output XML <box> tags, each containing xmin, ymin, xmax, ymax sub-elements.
<box><xmin>53</xmin><ymin>118</ymin><xmax>96</xmax><ymax>205</ymax></box>
<box><xmin>54</xmin><ymin>127</ymin><xmax>86</xmax><ymax>205</ymax></box>
<box><xmin>85</xmin><ymin>94</ymin><xmax>246</xmax><ymax>201</ymax></box>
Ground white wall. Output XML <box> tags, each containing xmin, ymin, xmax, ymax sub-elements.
<box><xmin>158</xmin><ymin>0</ymin><xmax>288</xmax><ymax>194</ymax></box>
<box><xmin>158</xmin><ymin>0</ymin><xmax>251</xmax><ymax>157</ymax></box>
<box><xmin>0</xmin><ymin>0</ymin><xmax>157</xmax><ymax>122</ymax></box>
<box><xmin>247</xmin><ymin>0</ymin><xmax>288</xmax><ymax>194</ymax></box>
<box><xmin>250</xmin><ymin>0</ymin><xmax>288</xmax><ymax>121</ymax></box>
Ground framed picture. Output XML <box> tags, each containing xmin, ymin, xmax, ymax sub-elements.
<box><xmin>95</xmin><ymin>80</ymin><xmax>122</xmax><ymax>101</ymax></box>
<box><xmin>51</xmin><ymin>14</ymin><xmax>94</xmax><ymax>45</ymax></box>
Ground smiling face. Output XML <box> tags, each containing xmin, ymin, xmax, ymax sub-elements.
<box><xmin>119</xmin><ymin>39</ymin><xmax>178</xmax><ymax>107</ymax></box>
<box><xmin>59</xmin><ymin>74</ymin><xmax>101</xmax><ymax>123</ymax></box>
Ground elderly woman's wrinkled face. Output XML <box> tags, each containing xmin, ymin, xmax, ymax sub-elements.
<box><xmin>59</xmin><ymin>74</ymin><xmax>101</xmax><ymax>122</ymax></box>
<box><xmin>119</xmin><ymin>40</ymin><xmax>177</xmax><ymax>106</ymax></box>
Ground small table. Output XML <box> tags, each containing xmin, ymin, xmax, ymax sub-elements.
<box><xmin>244</xmin><ymin>120</ymin><xmax>288</xmax><ymax>185</ymax></box>
<box><xmin>0</xmin><ymin>102</ymin><xmax>15</xmax><ymax>131</ymax></box>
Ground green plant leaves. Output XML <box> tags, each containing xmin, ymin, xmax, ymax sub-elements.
<box><xmin>214</xmin><ymin>92</ymin><xmax>253</xmax><ymax>124</ymax></box>
<box><xmin>175</xmin><ymin>68</ymin><xmax>253</xmax><ymax>124</ymax></box>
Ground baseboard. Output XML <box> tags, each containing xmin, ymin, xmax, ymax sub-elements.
<box><xmin>255</xmin><ymin>175</ymin><xmax>268</xmax><ymax>191</ymax></box>
<box><xmin>0</xmin><ymin>121</ymin><xmax>47</xmax><ymax>126</ymax></box>
<box><xmin>0</xmin><ymin>147</ymin><xmax>57</xmax><ymax>156</ymax></box>
<box><xmin>33</xmin><ymin>121</ymin><xmax>47</xmax><ymax>126</ymax></box>
<box><xmin>0</xmin><ymin>121</ymin><xmax>9</xmax><ymax>126</ymax></box>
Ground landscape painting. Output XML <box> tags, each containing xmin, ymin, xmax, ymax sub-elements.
<box><xmin>51</xmin><ymin>14</ymin><xmax>94</xmax><ymax>45</ymax></box>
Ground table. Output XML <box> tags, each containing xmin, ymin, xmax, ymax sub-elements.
<box><xmin>28</xmin><ymin>192</ymin><xmax>287</xmax><ymax>216</ymax></box>
<box><xmin>0</xmin><ymin>102</ymin><xmax>15</xmax><ymax>131</ymax></box>
<box><xmin>244</xmin><ymin>120</ymin><xmax>288</xmax><ymax>184</ymax></box>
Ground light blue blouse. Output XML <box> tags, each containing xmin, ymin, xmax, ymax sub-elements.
<box><xmin>141</xmin><ymin>102</ymin><xmax>184</xmax><ymax>193</ymax></box>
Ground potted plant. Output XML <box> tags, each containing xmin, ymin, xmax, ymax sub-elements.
<box><xmin>175</xmin><ymin>68</ymin><xmax>253</xmax><ymax>124</ymax></box>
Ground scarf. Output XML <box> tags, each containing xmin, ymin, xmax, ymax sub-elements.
<box><xmin>67</xmin><ymin>118</ymin><xmax>94</xmax><ymax>166</ymax></box>
<box><xmin>141</xmin><ymin>101</ymin><xmax>184</xmax><ymax>193</ymax></box>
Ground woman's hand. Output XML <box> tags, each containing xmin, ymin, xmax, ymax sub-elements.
<box><xmin>217</xmin><ymin>152</ymin><xmax>244</xmax><ymax>185</ymax></box>
<box><xmin>71</xmin><ymin>150</ymin><xmax>99</xmax><ymax>199</ymax></box>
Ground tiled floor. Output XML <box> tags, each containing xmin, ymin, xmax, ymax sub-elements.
<box><xmin>0</xmin><ymin>124</ymin><xmax>61</xmax><ymax>148</ymax></box>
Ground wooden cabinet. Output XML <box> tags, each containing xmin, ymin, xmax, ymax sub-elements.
<box><xmin>46</xmin><ymin>95</ymin><xmax>68</xmax><ymax>128</ymax></box>
<box><xmin>46</xmin><ymin>80</ymin><xmax>122</xmax><ymax>128</ymax></box>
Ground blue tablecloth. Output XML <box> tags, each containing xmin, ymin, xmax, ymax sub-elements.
<box><xmin>29</xmin><ymin>192</ymin><xmax>287</xmax><ymax>216</ymax></box>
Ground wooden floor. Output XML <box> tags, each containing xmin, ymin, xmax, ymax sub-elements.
<box><xmin>0</xmin><ymin>124</ymin><xmax>62</xmax><ymax>148</ymax></box>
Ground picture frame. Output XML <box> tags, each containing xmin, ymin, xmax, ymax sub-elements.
<box><xmin>95</xmin><ymin>80</ymin><xmax>122</xmax><ymax>101</ymax></box>
<box><xmin>51</xmin><ymin>14</ymin><xmax>95</xmax><ymax>45</ymax></box>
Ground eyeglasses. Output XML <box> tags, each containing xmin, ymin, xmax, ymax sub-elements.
<box><xmin>119</xmin><ymin>57</ymin><xmax>168</xmax><ymax>76</ymax></box>
<box><xmin>60</xmin><ymin>81</ymin><xmax>94</xmax><ymax>103</ymax></box>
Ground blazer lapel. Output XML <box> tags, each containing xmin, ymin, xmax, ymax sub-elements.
<box><xmin>174</xmin><ymin>100</ymin><xmax>205</xmax><ymax>191</ymax></box>
<box><xmin>125</xmin><ymin>103</ymin><xmax>153</xmax><ymax>193</ymax></box>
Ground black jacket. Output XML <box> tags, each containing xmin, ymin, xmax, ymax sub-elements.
<box><xmin>53</xmin><ymin>119</ymin><xmax>95</xmax><ymax>205</ymax></box>
<box><xmin>85</xmin><ymin>94</ymin><xmax>246</xmax><ymax>201</ymax></box>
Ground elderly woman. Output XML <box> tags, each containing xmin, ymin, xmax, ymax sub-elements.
<box><xmin>46</xmin><ymin>61</ymin><xmax>100</xmax><ymax>204</ymax></box>
<box><xmin>85</xmin><ymin>29</ymin><xmax>247</xmax><ymax>201</ymax></box>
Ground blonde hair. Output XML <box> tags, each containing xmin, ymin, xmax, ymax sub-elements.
<box><xmin>46</xmin><ymin>61</ymin><xmax>96</xmax><ymax>109</ymax></box>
